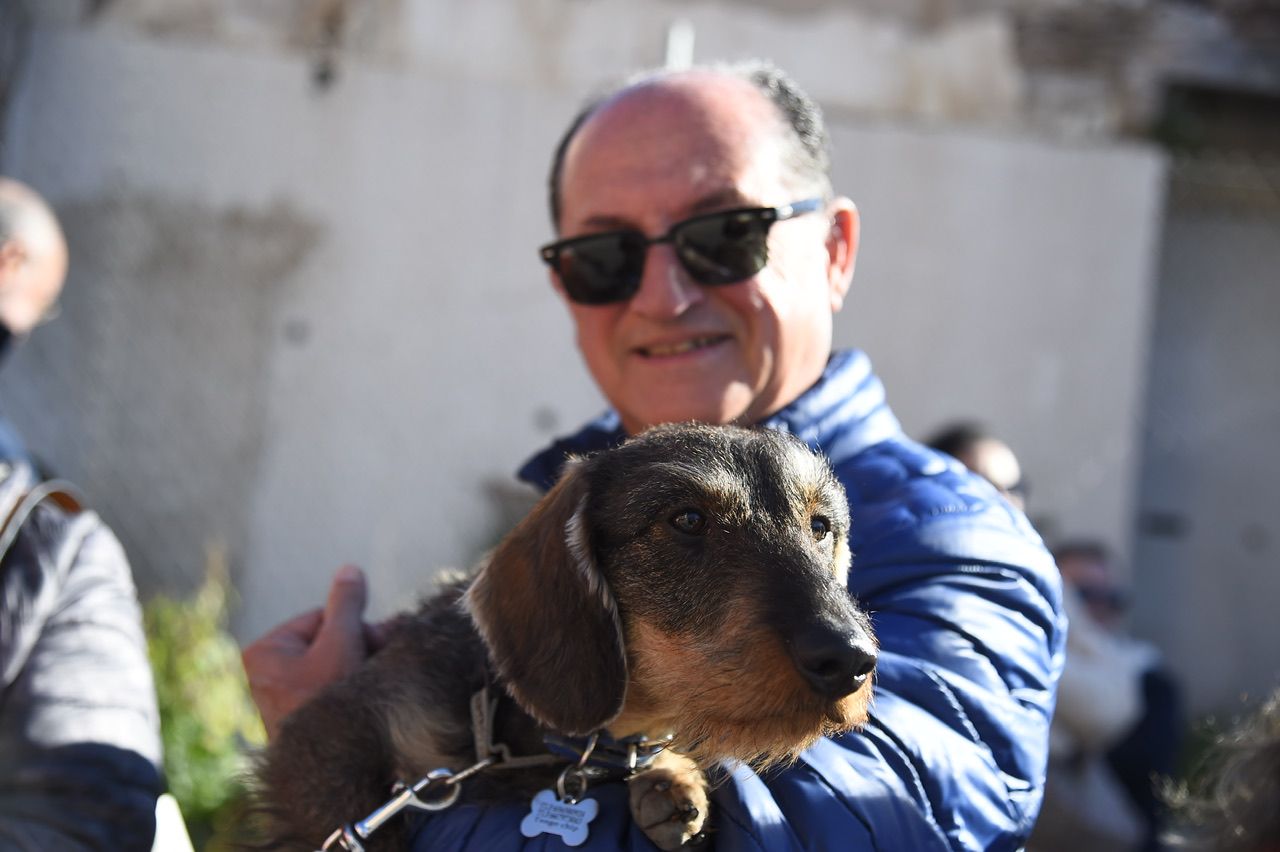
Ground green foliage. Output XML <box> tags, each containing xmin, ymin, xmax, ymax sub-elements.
<box><xmin>145</xmin><ymin>557</ymin><xmax>265</xmax><ymax>849</ymax></box>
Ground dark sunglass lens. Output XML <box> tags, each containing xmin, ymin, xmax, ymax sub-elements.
<box><xmin>675</xmin><ymin>211</ymin><xmax>770</xmax><ymax>285</ymax></box>
<box><xmin>557</xmin><ymin>233</ymin><xmax>646</xmax><ymax>304</ymax></box>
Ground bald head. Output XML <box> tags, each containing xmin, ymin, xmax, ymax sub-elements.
<box><xmin>543</xmin><ymin>59</ymin><xmax>861</xmax><ymax>434</ymax></box>
<box><xmin>927</xmin><ymin>423</ymin><xmax>1026</xmax><ymax>510</ymax></box>
<box><xmin>548</xmin><ymin>61</ymin><xmax>832</xmax><ymax>232</ymax></box>
<box><xmin>0</xmin><ymin>177</ymin><xmax>67</xmax><ymax>336</ymax></box>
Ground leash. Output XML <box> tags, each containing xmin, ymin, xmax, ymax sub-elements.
<box><xmin>317</xmin><ymin>687</ymin><xmax>671</xmax><ymax>851</ymax></box>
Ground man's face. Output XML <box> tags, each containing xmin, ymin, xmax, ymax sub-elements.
<box><xmin>1058</xmin><ymin>553</ymin><xmax>1127</xmax><ymax>631</ymax></box>
<box><xmin>552</xmin><ymin>73</ymin><xmax>858</xmax><ymax>434</ymax></box>
<box><xmin>0</xmin><ymin>234</ymin><xmax>66</xmax><ymax>336</ymax></box>
<box><xmin>956</xmin><ymin>439</ymin><xmax>1025</xmax><ymax>511</ymax></box>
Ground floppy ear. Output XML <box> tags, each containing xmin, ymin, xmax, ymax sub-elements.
<box><xmin>463</xmin><ymin>458</ymin><xmax>627</xmax><ymax>735</ymax></box>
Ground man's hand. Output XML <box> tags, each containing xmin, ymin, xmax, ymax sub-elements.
<box><xmin>242</xmin><ymin>564</ymin><xmax>385</xmax><ymax>740</ymax></box>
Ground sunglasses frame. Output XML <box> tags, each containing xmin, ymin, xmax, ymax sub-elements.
<box><xmin>539</xmin><ymin>197</ymin><xmax>825</xmax><ymax>305</ymax></box>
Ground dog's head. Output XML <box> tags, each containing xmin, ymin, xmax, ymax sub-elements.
<box><xmin>464</xmin><ymin>423</ymin><xmax>877</xmax><ymax>768</ymax></box>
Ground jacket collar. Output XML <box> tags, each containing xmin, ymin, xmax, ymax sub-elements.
<box><xmin>517</xmin><ymin>349</ymin><xmax>903</xmax><ymax>491</ymax></box>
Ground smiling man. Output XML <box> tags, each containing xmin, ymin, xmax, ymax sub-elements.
<box><xmin>244</xmin><ymin>62</ymin><xmax>1064</xmax><ymax>852</ymax></box>
<box><xmin>544</xmin><ymin>70</ymin><xmax>856</xmax><ymax>434</ymax></box>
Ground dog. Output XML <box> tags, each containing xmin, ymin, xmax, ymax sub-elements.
<box><xmin>254</xmin><ymin>423</ymin><xmax>878</xmax><ymax>851</ymax></box>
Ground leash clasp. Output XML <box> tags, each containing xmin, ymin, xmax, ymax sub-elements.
<box><xmin>555</xmin><ymin>731</ymin><xmax>599</xmax><ymax>804</ymax></box>
<box><xmin>319</xmin><ymin>824</ymin><xmax>365</xmax><ymax>852</ymax></box>
<box><xmin>318</xmin><ymin>761</ymin><xmax>493</xmax><ymax>851</ymax></box>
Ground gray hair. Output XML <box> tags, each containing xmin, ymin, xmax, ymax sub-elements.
<box><xmin>546</xmin><ymin>60</ymin><xmax>833</xmax><ymax>231</ymax></box>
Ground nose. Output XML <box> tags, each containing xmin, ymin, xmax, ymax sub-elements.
<box><xmin>789</xmin><ymin>623</ymin><xmax>878</xmax><ymax>700</ymax></box>
<box><xmin>627</xmin><ymin>243</ymin><xmax>703</xmax><ymax>319</ymax></box>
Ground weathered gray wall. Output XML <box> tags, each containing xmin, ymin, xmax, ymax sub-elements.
<box><xmin>0</xmin><ymin>25</ymin><xmax>604</xmax><ymax>627</ymax></box>
<box><xmin>0</xmin><ymin>189</ymin><xmax>317</xmax><ymax>588</ymax></box>
<box><xmin>1134</xmin><ymin>209</ymin><xmax>1280</xmax><ymax>715</ymax></box>
<box><xmin>831</xmin><ymin>125</ymin><xmax>1164</xmax><ymax>553</ymax></box>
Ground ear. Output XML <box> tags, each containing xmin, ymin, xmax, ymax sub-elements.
<box><xmin>463</xmin><ymin>458</ymin><xmax>627</xmax><ymax>735</ymax></box>
<box><xmin>825</xmin><ymin>199</ymin><xmax>859</xmax><ymax>313</ymax></box>
<box><xmin>0</xmin><ymin>241</ymin><xmax>23</xmax><ymax>284</ymax></box>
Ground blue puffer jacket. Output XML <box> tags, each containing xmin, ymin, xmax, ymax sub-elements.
<box><xmin>409</xmin><ymin>349</ymin><xmax>1064</xmax><ymax>852</ymax></box>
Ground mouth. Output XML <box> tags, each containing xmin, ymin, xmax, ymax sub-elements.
<box><xmin>823</xmin><ymin>687</ymin><xmax>873</xmax><ymax>732</ymax></box>
<box><xmin>673</xmin><ymin>705</ymin><xmax>834</xmax><ymax>769</ymax></box>
<box><xmin>636</xmin><ymin>334</ymin><xmax>731</xmax><ymax>358</ymax></box>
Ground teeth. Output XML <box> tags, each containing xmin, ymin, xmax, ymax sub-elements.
<box><xmin>646</xmin><ymin>337</ymin><xmax>719</xmax><ymax>357</ymax></box>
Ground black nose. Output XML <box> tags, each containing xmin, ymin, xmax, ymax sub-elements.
<box><xmin>790</xmin><ymin>625</ymin><xmax>877</xmax><ymax>699</ymax></box>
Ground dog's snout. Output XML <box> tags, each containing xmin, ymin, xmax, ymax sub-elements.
<box><xmin>790</xmin><ymin>625</ymin><xmax>877</xmax><ymax>699</ymax></box>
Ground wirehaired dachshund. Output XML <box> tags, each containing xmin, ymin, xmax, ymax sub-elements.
<box><xmin>255</xmin><ymin>423</ymin><xmax>877</xmax><ymax>851</ymax></box>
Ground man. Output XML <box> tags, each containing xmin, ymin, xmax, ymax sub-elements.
<box><xmin>0</xmin><ymin>177</ymin><xmax>162</xmax><ymax>850</ymax></box>
<box><xmin>244</xmin><ymin>63</ymin><xmax>1064</xmax><ymax>850</ymax></box>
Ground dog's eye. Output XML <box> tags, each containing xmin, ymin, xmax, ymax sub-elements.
<box><xmin>670</xmin><ymin>509</ymin><xmax>707</xmax><ymax>535</ymax></box>
<box><xmin>811</xmin><ymin>516</ymin><xmax>831</xmax><ymax>540</ymax></box>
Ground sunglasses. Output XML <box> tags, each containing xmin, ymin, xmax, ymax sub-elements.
<box><xmin>539</xmin><ymin>198</ymin><xmax>825</xmax><ymax>305</ymax></box>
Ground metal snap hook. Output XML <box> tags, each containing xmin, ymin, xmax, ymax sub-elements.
<box><xmin>319</xmin><ymin>824</ymin><xmax>365</xmax><ymax>851</ymax></box>
<box><xmin>403</xmin><ymin>768</ymin><xmax>463</xmax><ymax>812</ymax></box>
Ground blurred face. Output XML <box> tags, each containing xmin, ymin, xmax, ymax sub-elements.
<box><xmin>553</xmin><ymin>73</ymin><xmax>858</xmax><ymax>434</ymax></box>
<box><xmin>0</xmin><ymin>232</ymin><xmax>66</xmax><ymax>336</ymax></box>
<box><xmin>956</xmin><ymin>438</ymin><xmax>1025</xmax><ymax>511</ymax></box>
<box><xmin>1058</xmin><ymin>553</ymin><xmax>1128</xmax><ymax>630</ymax></box>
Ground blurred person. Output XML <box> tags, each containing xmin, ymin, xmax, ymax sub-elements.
<box><xmin>0</xmin><ymin>177</ymin><xmax>163</xmax><ymax>850</ymax></box>
<box><xmin>243</xmin><ymin>62</ymin><xmax>1064</xmax><ymax>851</ymax></box>
<box><xmin>0</xmin><ymin>177</ymin><xmax>66</xmax><ymax>465</ymax></box>
<box><xmin>1030</xmin><ymin>541</ymin><xmax>1185</xmax><ymax>852</ymax></box>
<box><xmin>927</xmin><ymin>420</ymin><xmax>1028</xmax><ymax>510</ymax></box>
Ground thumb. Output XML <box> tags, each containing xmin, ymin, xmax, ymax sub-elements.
<box><xmin>318</xmin><ymin>564</ymin><xmax>368</xmax><ymax>643</ymax></box>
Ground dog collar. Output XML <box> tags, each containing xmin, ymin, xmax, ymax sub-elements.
<box><xmin>471</xmin><ymin>685</ymin><xmax>671</xmax><ymax>780</ymax></box>
<box><xmin>543</xmin><ymin>731</ymin><xmax>672</xmax><ymax>779</ymax></box>
<box><xmin>320</xmin><ymin>683</ymin><xmax>675</xmax><ymax>848</ymax></box>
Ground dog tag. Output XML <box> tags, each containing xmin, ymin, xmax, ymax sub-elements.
<box><xmin>520</xmin><ymin>788</ymin><xmax>597</xmax><ymax>846</ymax></box>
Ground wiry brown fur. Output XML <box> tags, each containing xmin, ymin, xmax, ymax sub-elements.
<box><xmin>252</xmin><ymin>424</ymin><xmax>877</xmax><ymax>851</ymax></box>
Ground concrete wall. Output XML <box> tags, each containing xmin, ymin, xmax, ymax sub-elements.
<box><xmin>1134</xmin><ymin>209</ymin><xmax>1280</xmax><ymax>716</ymax></box>
<box><xmin>831</xmin><ymin>124</ymin><xmax>1164</xmax><ymax>554</ymax></box>
<box><xmin>0</xmin><ymin>14</ymin><xmax>1164</xmax><ymax>655</ymax></box>
<box><xmin>1</xmin><ymin>26</ymin><xmax>604</xmax><ymax>634</ymax></box>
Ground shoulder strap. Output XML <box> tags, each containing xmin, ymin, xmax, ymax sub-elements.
<box><xmin>0</xmin><ymin>479</ymin><xmax>85</xmax><ymax>563</ymax></box>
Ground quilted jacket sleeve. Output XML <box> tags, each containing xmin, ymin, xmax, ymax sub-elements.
<box><xmin>828</xmin><ymin>443</ymin><xmax>1066</xmax><ymax>851</ymax></box>
<box><xmin>0</xmin><ymin>500</ymin><xmax>163</xmax><ymax>852</ymax></box>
